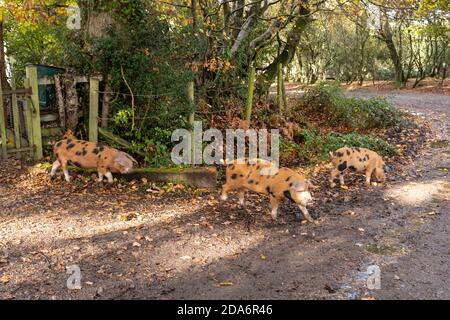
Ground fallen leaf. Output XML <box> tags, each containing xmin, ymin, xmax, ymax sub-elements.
<box><xmin>218</xmin><ymin>281</ymin><xmax>233</xmax><ymax>287</ymax></box>
<box><xmin>0</xmin><ymin>275</ymin><xmax>10</xmax><ymax>283</ymax></box>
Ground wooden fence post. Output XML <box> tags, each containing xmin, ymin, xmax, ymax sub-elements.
<box><xmin>187</xmin><ymin>80</ymin><xmax>195</xmax><ymax>165</ymax></box>
<box><xmin>25</xmin><ymin>65</ymin><xmax>43</xmax><ymax>160</ymax></box>
<box><xmin>245</xmin><ymin>65</ymin><xmax>256</xmax><ymax>123</ymax></box>
<box><xmin>23</xmin><ymin>78</ymin><xmax>34</xmax><ymax>158</ymax></box>
<box><xmin>11</xmin><ymin>73</ymin><xmax>21</xmax><ymax>157</ymax></box>
<box><xmin>89</xmin><ymin>77</ymin><xmax>99</xmax><ymax>143</ymax></box>
<box><xmin>0</xmin><ymin>80</ymin><xmax>7</xmax><ymax>159</ymax></box>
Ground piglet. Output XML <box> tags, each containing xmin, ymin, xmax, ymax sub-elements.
<box><xmin>329</xmin><ymin>147</ymin><xmax>385</xmax><ymax>187</ymax></box>
<box><xmin>50</xmin><ymin>138</ymin><xmax>137</xmax><ymax>183</ymax></box>
<box><xmin>221</xmin><ymin>159</ymin><xmax>315</xmax><ymax>223</ymax></box>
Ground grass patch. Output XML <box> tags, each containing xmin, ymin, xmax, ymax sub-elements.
<box><xmin>365</xmin><ymin>243</ymin><xmax>407</xmax><ymax>256</ymax></box>
<box><xmin>430</xmin><ymin>139</ymin><xmax>449</xmax><ymax>148</ymax></box>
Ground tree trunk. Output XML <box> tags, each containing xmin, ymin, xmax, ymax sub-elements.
<box><xmin>258</xmin><ymin>5</ymin><xmax>310</xmax><ymax>88</ymax></box>
<box><xmin>0</xmin><ymin>21</ymin><xmax>10</xmax><ymax>90</ymax></box>
<box><xmin>54</xmin><ymin>74</ymin><xmax>66</xmax><ymax>130</ymax></box>
<box><xmin>231</xmin><ymin>0</ymin><xmax>245</xmax><ymax>41</ymax></box>
<box><xmin>64</xmin><ymin>72</ymin><xmax>79</xmax><ymax>131</ymax></box>
<box><xmin>379</xmin><ymin>17</ymin><xmax>405</xmax><ymax>86</ymax></box>
<box><xmin>230</xmin><ymin>2</ymin><xmax>261</xmax><ymax>59</ymax></box>
<box><xmin>101</xmin><ymin>81</ymin><xmax>111</xmax><ymax>128</ymax></box>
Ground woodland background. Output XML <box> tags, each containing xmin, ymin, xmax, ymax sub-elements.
<box><xmin>0</xmin><ymin>0</ymin><xmax>448</xmax><ymax>165</ymax></box>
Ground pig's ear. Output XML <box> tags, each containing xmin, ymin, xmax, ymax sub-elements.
<box><xmin>125</xmin><ymin>153</ymin><xmax>138</xmax><ymax>164</ymax></box>
<box><xmin>291</xmin><ymin>181</ymin><xmax>308</xmax><ymax>192</ymax></box>
<box><xmin>115</xmin><ymin>153</ymin><xmax>130</xmax><ymax>166</ymax></box>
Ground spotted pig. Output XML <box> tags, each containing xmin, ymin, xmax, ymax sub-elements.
<box><xmin>329</xmin><ymin>147</ymin><xmax>385</xmax><ymax>188</ymax></box>
<box><xmin>50</xmin><ymin>139</ymin><xmax>137</xmax><ymax>183</ymax></box>
<box><xmin>220</xmin><ymin>159</ymin><xmax>315</xmax><ymax>223</ymax></box>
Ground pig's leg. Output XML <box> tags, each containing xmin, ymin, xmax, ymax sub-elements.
<box><xmin>329</xmin><ymin>169</ymin><xmax>339</xmax><ymax>188</ymax></box>
<box><xmin>365</xmin><ymin>167</ymin><xmax>374</xmax><ymax>187</ymax></box>
<box><xmin>105</xmin><ymin>172</ymin><xmax>114</xmax><ymax>183</ymax></box>
<box><xmin>269</xmin><ymin>196</ymin><xmax>279</xmax><ymax>220</ymax></box>
<box><xmin>49</xmin><ymin>160</ymin><xmax>61</xmax><ymax>180</ymax></box>
<box><xmin>298</xmin><ymin>204</ymin><xmax>314</xmax><ymax>223</ymax></box>
<box><xmin>237</xmin><ymin>189</ymin><xmax>245</xmax><ymax>206</ymax></box>
<box><xmin>339</xmin><ymin>171</ymin><xmax>345</xmax><ymax>185</ymax></box>
<box><xmin>220</xmin><ymin>182</ymin><xmax>236</xmax><ymax>201</ymax></box>
<box><xmin>59</xmin><ymin>159</ymin><xmax>71</xmax><ymax>182</ymax></box>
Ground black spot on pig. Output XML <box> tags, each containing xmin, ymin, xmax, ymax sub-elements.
<box><xmin>76</xmin><ymin>151</ymin><xmax>82</xmax><ymax>156</ymax></box>
<box><xmin>93</xmin><ymin>148</ymin><xmax>100</xmax><ymax>155</ymax></box>
<box><xmin>346</xmin><ymin>150</ymin><xmax>351</xmax><ymax>156</ymax></box>
<box><xmin>266</xmin><ymin>186</ymin><xmax>275</xmax><ymax>197</ymax></box>
<box><xmin>248</xmin><ymin>179</ymin><xmax>254</xmax><ymax>184</ymax></box>
<box><xmin>82</xmin><ymin>148</ymin><xmax>87</xmax><ymax>156</ymax></box>
<box><xmin>283</xmin><ymin>190</ymin><xmax>295</xmax><ymax>203</ymax></box>
<box><xmin>335</xmin><ymin>152</ymin><xmax>344</xmax><ymax>157</ymax></box>
<box><xmin>56</xmin><ymin>141</ymin><xmax>62</xmax><ymax>147</ymax></box>
<box><xmin>96</xmin><ymin>143</ymin><xmax>105</xmax><ymax>152</ymax></box>
<box><xmin>349</xmin><ymin>165</ymin><xmax>357</xmax><ymax>171</ymax></box>
<box><xmin>231</xmin><ymin>173</ymin><xmax>238</xmax><ymax>180</ymax></box>
<box><xmin>285</xmin><ymin>176</ymin><xmax>291</xmax><ymax>182</ymax></box>
<box><xmin>67</xmin><ymin>143</ymin><xmax>75</xmax><ymax>150</ymax></box>
<box><xmin>338</xmin><ymin>161</ymin><xmax>347</xmax><ymax>171</ymax></box>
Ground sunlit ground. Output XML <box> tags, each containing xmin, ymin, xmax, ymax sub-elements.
<box><xmin>384</xmin><ymin>179</ymin><xmax>449</xmax><ymax>206</ymax></box>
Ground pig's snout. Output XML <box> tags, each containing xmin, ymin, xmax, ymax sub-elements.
<box><xmin>298</xmin><ymin>191</ymin><xmax>314</xmax><ymax>206</ymax></box>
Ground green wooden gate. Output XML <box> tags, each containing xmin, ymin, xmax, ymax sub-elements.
<box><xmin>0</xmin><ymin>65</ymin><xmax>41</xmax><ymax>159</ymax></box>
<box><xmin>1</xmin><ymin>64</ymin><xmax>101</xmax><ymax>161</ymax></box>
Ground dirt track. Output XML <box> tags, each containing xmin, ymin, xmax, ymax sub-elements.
<box><xmin>0</xmin><ymin>90</ymin><xmax>449</xmax><ymax>300</ymax></box>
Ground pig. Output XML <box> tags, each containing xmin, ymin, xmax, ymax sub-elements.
<box><xmin>220</xmin><ymin>159</ymin><xmax>315</xmax><ymax>223</ymax></box>
<box><xmin>50</xmin><ymin>138</ymin><xmax>137</xmax><ymax>183</ymax></box>
<box><xmin>329</xmin><ymin>147</ymin><xmax>385</xmax><ymax>188</ymax></box>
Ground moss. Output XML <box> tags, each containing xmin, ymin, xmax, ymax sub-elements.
<box><xmin>365</xmin><ymin>243</ymin><xmax>407</xmax><ymax>256</ymax></box>
<box><xmin>430</xmin><ymin>139</ymin><xmax>449</xmax><ymax>148</ymax></box>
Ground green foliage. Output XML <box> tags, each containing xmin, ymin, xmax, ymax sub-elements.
<box><xmin>296</xmin><ymin>82</ymin><xmax>410</xmax><ymax>130</ymax></box>
<box><xmin>281</xmin><ymin>129</ymin><xmax>395</xmax><ymax>164</ymax></box>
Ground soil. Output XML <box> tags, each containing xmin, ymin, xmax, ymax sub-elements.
<box><xmin>0</xmin><ymin>90</ymin><xmax>449</xmax><ymax>300</ymax></box>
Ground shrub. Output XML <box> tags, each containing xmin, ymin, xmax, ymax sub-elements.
<box><xmin>281</xmin><ymin>129</ymin><xmax>396</xmax><ymax>164</ymax></box>
<box><xmin>296</xmin><ymin>82</ymin><xmax>410</xmax><ymax>130</ymax></box>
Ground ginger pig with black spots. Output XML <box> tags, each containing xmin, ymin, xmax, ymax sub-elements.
<box><xmin>329</xmin><ymin>147</ymin><xmax>385</xmax><ymax>188</ymax></box>
<box><xmin>50</xmin><ymin>138</ymin><xmax>137</xmax><ymax>183</ymax></box>
<box><xmin>221</xmin><ymin>159</ymin><xmax>315</xmax><ymax>223</ymax></box>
